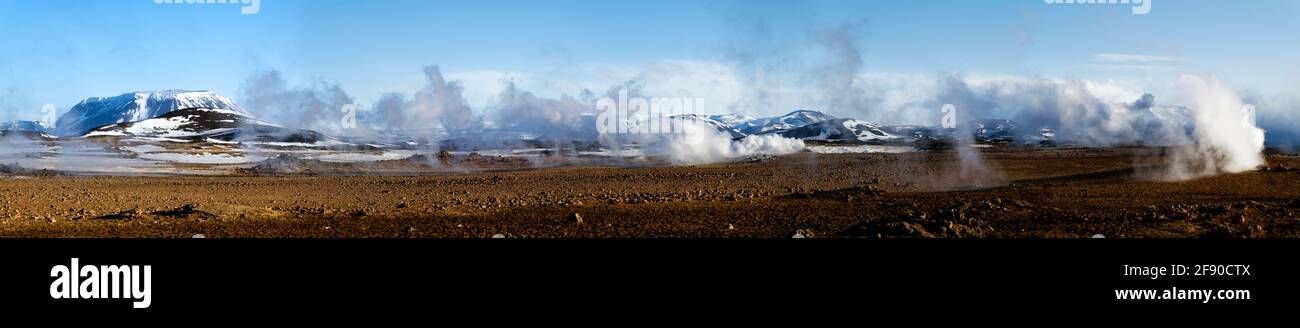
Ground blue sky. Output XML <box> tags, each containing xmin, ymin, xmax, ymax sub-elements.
<box><xmin>1</xmin><ymin>0</ymin><xmax>1298</xmax><ymax>121</ymax></box>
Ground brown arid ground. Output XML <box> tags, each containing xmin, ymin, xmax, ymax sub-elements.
<box><xmin>0</xmin><ymin>147</ymin><xmax>1297</xmax><ymax>238</ymax></box>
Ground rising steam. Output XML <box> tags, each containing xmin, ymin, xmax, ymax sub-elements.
<box><xmin>490</xmin><ymin>81</ymin><xmax>594</xmax><ymax>141</ymax></box>
<box><xmin>403</xmin><ymin>65</ymin><xmax>482</xmax><ymax>135</ymax></box>
<box><xmin>1157</xmin><ymin>76</ymin><xmax>1266</xmax><ymax>180</ymax></box>
<box><xmin>223</xmin><ymin>19</ymin><xmax>1276</xmax><ymax>179</ymax></box>
<box><xmin>239</xmin><ymin>70</ymin><xmax>354</xmax><ymax>134</ymax></box>
<box><xmin>650</xmin><ymin>119</ymin><xmax>805</xmax><ymax>165</ymax></box>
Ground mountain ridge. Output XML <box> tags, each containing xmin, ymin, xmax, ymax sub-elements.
<box><xmin>56</xmin><ymin>90</ymin><xmax>249</xmax><ymax>136</ymax></box>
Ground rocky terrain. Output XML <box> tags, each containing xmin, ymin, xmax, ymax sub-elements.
<box><xmin>0</xmin><ymin>147</ymin><xmax>1296</xmax><ymax>238</ymax></box>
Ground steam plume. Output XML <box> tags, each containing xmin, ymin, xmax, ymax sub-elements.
<box><xmin>1157</xmin><ymin>76</ymin><xmax>1266</xmax><ymax>180</ymax></box>
<box><xmin>239</xmin><ymin>70</ymin><xmax>354</xmax><ymax>134</ymax></box>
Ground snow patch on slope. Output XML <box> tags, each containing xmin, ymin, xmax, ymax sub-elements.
<box><xmin>56</xmin><ymin>90</ymin><xmax>248</xmax><ymax>136</ymax></box>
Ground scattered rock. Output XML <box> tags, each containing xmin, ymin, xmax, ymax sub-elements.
<box><xmin>837</xmin><ymin>220</ymin><xmax>934</xmax><ymax>238</ymax></box>
<box><xmin>837</xmin><ymin>214</ymin><xmax>993</xmax><ymax>238</ymax></box>
<box><xmin>744</xmin><ymin>154</ymin><xmax>778</xmax><ymax>163</ymax></box>
<box><xmin>152</xmin><ymin>204</ymin><xmax>216</xmax><ymax>219</ymax></box>
<box><xmin>1199</xmin><ymin>204</ymin><xmax>1228</xmax><ymax>215</ymax></box>
<box><xmin>1203</xmin><ymin>224</ymin><xmax>1235</xmax><ymax>238</ymax></box>
<box><xmin>784</xmin><ymin>185</ymin><xmax>883</xmax><ymax>201</ymax></box>
<box><xmin>0</xmin><ymin>163</ymin><xmax>61</xmax><ymax>176</ymax></box>
<box><xmin>238</xmin><ymin>155</ymin><xmax>326</xmax><ymax>175</ymax></box>
<box><xmin>568</xmin><ymin>213</ymin><xmax>584</xmax><ymax>224</ymax></box>
<box><xmin>93</xmin><ymin>208</ymin><xmax>139</xmax><ymax>221</ymax></box>
<box><xmin>1261</xmin><ymin>164</ymin><xmax>1295</xmax><ymax>172</ymax></box>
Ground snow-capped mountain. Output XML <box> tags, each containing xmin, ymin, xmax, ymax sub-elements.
<box><xmin>0</xmin><ymin>121</ymin><xmax>55</xmax><ymax>140</ymax></box>
<box><xmin>0</xmin><ymin>120</ymin><xmax>50</xmax><ymax>133</ymax></box>
<box><xmin>1130</xmin><ymin>105</ymin><xmax>1195</xmax><ymax>145</ymax></box>
<box><xmin>707</xmin><ymin>114</ymin><xmax>756</xmax><ymax>128</ymax></box>
<box><xmin>56</xmin><ymin>90</ymin><xmax>249</xmax><ymax>136</ymax></box>
<box><xmin>958</xmin><ymin>119</ymin><xmax>1062</xmax><ymax>145</ymax></box>
<box><xmin>736</xmin><ymin>110</ymin><xmax>836</xmax><ymax>135</ymax></box>
<box><xmin>970</xmin><ymin>119</ymin><xmax>1019</xmax><ymax>143</ymax></box>
<box><xmin>84</xmin><ymin>107</ymin><xmax>330</xmax><ymax>144</ymax></box>
<box><xmin>880</xmin><ymin>125</ymin><xmax>951</xmax><ymax>142</ymax></box>
<box><xmin>1145</xmin><ymin>106</ymin><xmax>1193</xmax><ymax>127</ymax></box>
<box><xmin>671</xmin><ymin>114</ymin><xmax>747</xmax><ymax>139</ymax></box>
<box><xmin>779</xmin><ymin>118</ymin><xmax>896</xmax><ymax>143</ymax></box>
